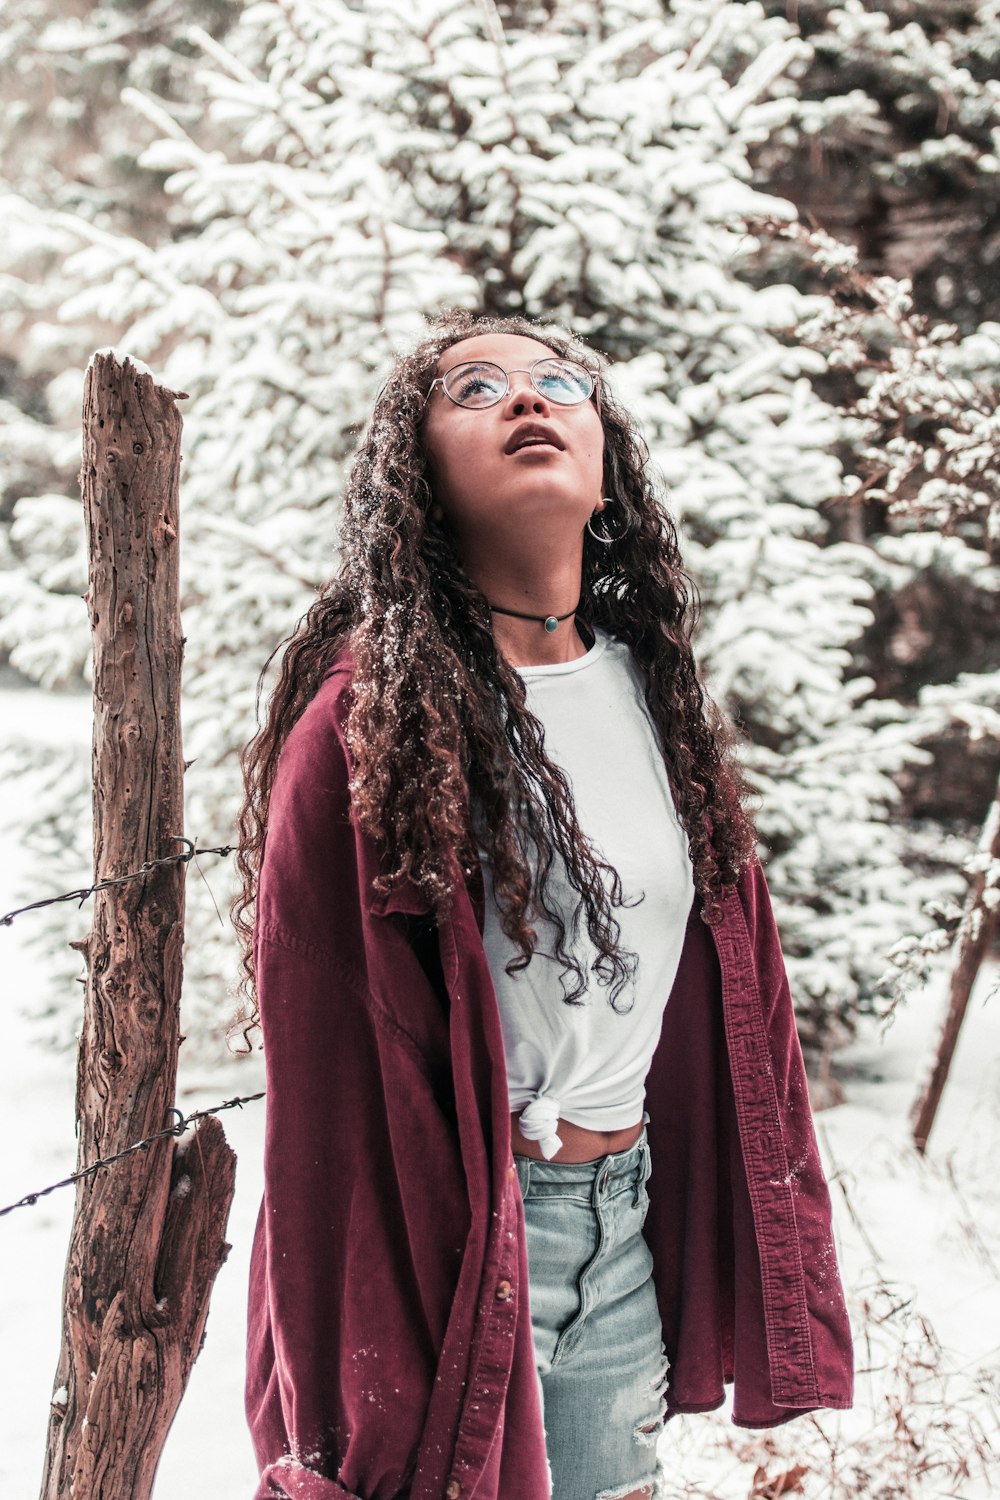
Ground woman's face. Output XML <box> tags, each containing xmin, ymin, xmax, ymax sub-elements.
<box><xmin>421</xmin><ymin>333</ymin><xmax>605</xmax><ymax>554</ymax></box>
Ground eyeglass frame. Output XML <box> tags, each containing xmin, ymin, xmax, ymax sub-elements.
<box><xmin>422</xmin><ymin>356</ymin><xmax>603</xmax><ymax>413</ymax></box>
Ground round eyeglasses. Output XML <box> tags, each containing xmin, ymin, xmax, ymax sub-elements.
<box><xmin>424</xmin><ymin>357</ymin><xmax>600</xmax><ymax>410</ymax></box>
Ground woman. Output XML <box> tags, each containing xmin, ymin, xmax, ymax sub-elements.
<box><xmin>233</xmin><ymin>309</ymin><xmax>854</xmax><ymax>1500</ymax></box>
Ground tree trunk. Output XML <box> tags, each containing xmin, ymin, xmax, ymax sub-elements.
<box><xmin>910</xmin><ymin>767</ymin><xmax>1000</xmax><ymax>1155</ymax></box>
<box><xmin>41</xmin><ymin>352</ymin><xmax>237</xmax><ymax>1500</ymax></box>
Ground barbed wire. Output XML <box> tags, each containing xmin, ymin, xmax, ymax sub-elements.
<box><xmin>0</xmin><ymin>1089</ymin><xmax>265</xmax><ymax>1219</ymax></box>
<box><xmin>0</xmin><ymin>836</ymin><xmax>235</xmax><ymax>928</ymax></box>
<box><xmin>1</xmin><ymin>835</ymin><xmax>254</xmax><ymax>1219</ymax></box>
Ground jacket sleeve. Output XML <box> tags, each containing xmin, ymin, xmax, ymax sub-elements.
<box><xmin>736</xmin><ymin>855</ymin><xmax>855</xmax><ymax>1415</ymax></box>
<box><xmin>245</xmin><ymin>675</ymin><xmax>471</xmax><ymax>1499</ymax></box>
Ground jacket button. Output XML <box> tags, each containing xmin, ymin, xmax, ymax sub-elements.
<box><xmin>508</xmin><ymin>1163</ymin><xmax>516</xmax><ymax>1180</ymax></box>
<box><xmin>445</xmin><ymin>1481</ymin><xmax>462</xmax><ymax>1498</ymax></box>
<box><xmin>495</xmin><ymin>1279</ymin><xmax>513</xmax><ymax>1300</ymax></box>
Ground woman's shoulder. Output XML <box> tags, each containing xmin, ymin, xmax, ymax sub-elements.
<box><xmin>257</xmin><ymin>665</ymin><xmax>362</xmax><ymax>944</ymax></box>
<box><xmin>275</xmin><ymin>642</ymin><xmax>358</xmax><ymax>789</ymax></box>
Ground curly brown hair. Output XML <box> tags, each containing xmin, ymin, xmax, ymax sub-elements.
<box><xmin>228</xmin><ymin>308</ymin><xmax>758</xmax><ymax>1050</ymax></box>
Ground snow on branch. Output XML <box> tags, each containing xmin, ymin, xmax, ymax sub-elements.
<box><xmin>747</xmin><ymin>216</ymin><xmax>1000</xmax><ymax>549</ymax></box>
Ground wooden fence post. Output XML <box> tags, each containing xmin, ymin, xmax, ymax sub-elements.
<box><xmin>910</xmin><ymin>767</ymin><xmax>1000</xmax><ymax>1155</ymax></box>
<box><xmin>40</xmin><ymin>352</ymin><xmax>237</xmax><ymax>1500</ymax></box>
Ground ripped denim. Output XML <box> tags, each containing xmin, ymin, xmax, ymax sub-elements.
<box><xmin>514</xmin><ymin>1125</ymin><xmax>670</xmax><ymax>1500</ymax></box>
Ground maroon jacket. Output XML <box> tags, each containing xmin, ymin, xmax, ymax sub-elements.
<box><xmin>246</xmin><ymin>651</ymin><xmax>854</xmax><ymax>1500</ymax></box>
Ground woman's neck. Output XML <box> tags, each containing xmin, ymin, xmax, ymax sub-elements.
<box><xmin>457</xmin><ymin>541</ymin><xmax>590</xmax><ymax>668</ymax></box>
<box><xmin>492</xmin><ymin>613</ymin><xmax>592</xmax><ymax>668</ymax></box>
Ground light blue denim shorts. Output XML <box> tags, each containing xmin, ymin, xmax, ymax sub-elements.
<box><xmin>513</xmin><ymin>1125</ymin><xmax>670</xmax><ymax>1500</ymax></box>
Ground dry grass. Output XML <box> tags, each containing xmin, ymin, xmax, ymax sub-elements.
<box><xmin>658</xmin><ymin>1287</ymin><xmax>998</xmax><ymax>1500</ymax></box>
<box><xmin>656</xmin><ymin>1136</ymin><xmax>999</xmax><ymax>1500</ymax></box>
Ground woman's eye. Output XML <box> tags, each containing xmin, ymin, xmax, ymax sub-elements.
<box><xmin>451</xmin><ymin>372</ymin><xmax>503</xmax><ymax>403</ymax></box>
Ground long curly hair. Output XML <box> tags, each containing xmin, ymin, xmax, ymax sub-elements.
<box><xmin>228</xmin><ymin>308</ymin><xmax>758</xmax><ymax>1050</ymax></box>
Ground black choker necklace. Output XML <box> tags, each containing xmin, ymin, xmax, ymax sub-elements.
<box><xmin>488</xmin><ymin>601</ymin><xmax>580</xmax><ymax>634</ymax></box>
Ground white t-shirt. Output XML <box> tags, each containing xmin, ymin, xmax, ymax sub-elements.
<box><xmin>480</xmin><ymin>625</ymin><xmax>696</xmax><ymax>1159</ymax></box>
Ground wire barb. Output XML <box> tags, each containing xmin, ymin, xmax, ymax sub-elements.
<box><xmin>0</xmin><ymin>838</ymin><xmax>235</xmax><ymax>928</ymax></box>
<box><xmin>0</xmin><ymin>1090</ymin><xmax>265</xmax><ymax>1219</ymax></box>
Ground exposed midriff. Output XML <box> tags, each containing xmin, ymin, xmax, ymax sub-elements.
<box><xmin>509</xmin><ymin>1110</ymin><xmax>645</xmax><ymax>1163</ymax></box>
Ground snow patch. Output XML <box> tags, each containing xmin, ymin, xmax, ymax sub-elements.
<box><xmin>86</xmin><ymin>348</ymin><xmax>158</xmax><ymax>380</ymax></box>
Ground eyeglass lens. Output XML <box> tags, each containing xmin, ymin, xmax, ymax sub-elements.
<box><xmin>443</xmin><ymin>359</ymin><xmax>594</xmax><ymax>408</ymax></box>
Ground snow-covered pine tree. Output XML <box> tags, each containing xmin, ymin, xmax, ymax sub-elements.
<box><xmin>755</xmin><ymin>0</ymin><xmax>1000</xmax><ymax>332</ymax></box>
<box><xmin>744</xmin><ymin>0</ymin><xmax>1000</xmax><ymax>1009</ymax></box>
<box><xmin>0</xmin><ymin>0</ymin><xmax>958</xmax><ymax>1072</ymax></box>
<box><xmin>0</xmin><ymin>0</ymin><xmax>247</xmax><ymax>910</ymax></box>
<box><xmin>0</xmin><ymin>0</ymin><xmax>243</xmax><ymax>532</ymax></box>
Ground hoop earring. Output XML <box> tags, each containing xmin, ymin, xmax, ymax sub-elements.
<box><xmin>586</xmin><ymin>499</ymin><xmax>629</xmax><ymax>545</ymax></box>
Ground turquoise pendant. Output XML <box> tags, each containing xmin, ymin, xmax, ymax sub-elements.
<box><xmin>544</xmin><ymin>615</ymin><xmax>558</xmax><ymax>632</ymax></box>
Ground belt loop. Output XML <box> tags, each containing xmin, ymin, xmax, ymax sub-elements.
<box><xmin>593</xmin><ymin>1159</ymin><xmax>610</xmax><ymax>1206</ymax></box>
<box><xmin>514</xmin><ymin>1154</ymin><xmax>531</xmax><ymax>1199</ymax></box>
<box><xmin>633</xmin><ymin>1139</ymin><xmax>650</xmax><ymax>1206</ymax></box>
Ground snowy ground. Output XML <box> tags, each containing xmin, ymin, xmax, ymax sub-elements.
<box><xmin>1</xmin><ymin>678</ymin><xmax>997</xmax><ymax>1499</ymax></box>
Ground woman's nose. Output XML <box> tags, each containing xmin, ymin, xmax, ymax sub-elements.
<box><xmin>504</xmin><ymin>374</ymin><xmax>550</xmax><ymax>415</ymax></box>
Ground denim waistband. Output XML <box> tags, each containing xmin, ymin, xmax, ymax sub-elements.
<box><xmin>513</xmin><ymin>1124</ymin><xmax>649</xmax><ymax>1190</ymax></box>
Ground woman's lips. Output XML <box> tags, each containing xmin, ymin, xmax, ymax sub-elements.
<box><xmin>504</xmin><ymin>423</ymin><xmax>565</xmax><ymax>453</ymax></box>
